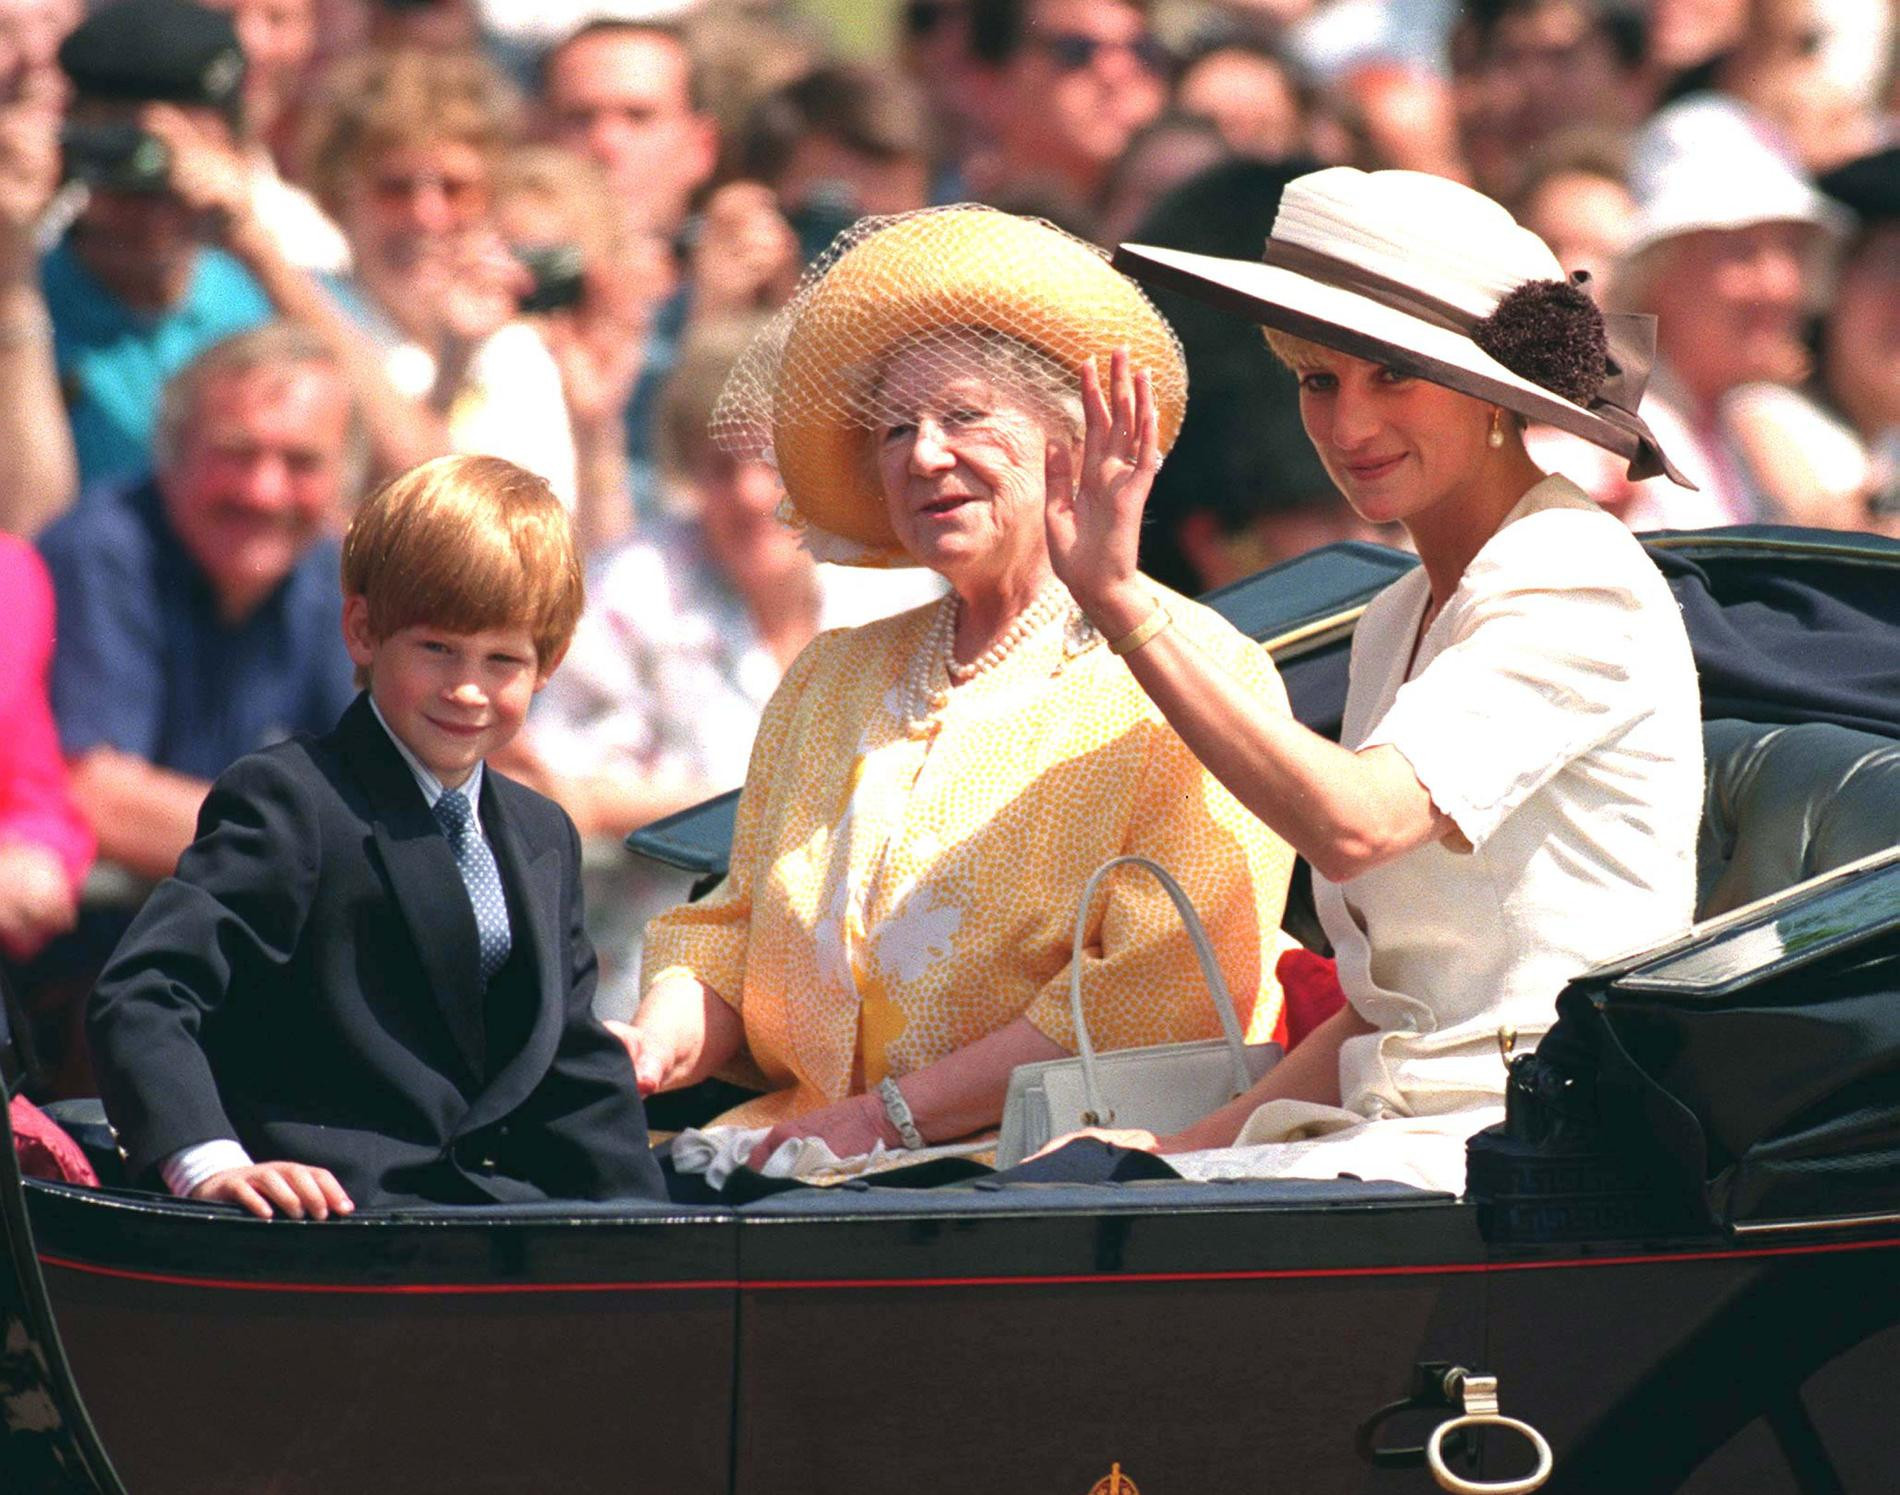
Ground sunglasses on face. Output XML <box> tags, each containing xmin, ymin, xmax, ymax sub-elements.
<box><xmin>1035</xmin><ymin>29</ymin><xmax>1172</xmax><ymax>75</ymax></box>
<box><xmin>369</xmin><ymin>170</ymin><xmax>487</xmax><ymax>207</ymax></box>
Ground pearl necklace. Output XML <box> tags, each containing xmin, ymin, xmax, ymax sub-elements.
<box><xmin>900</xmin><ymin>579</ymin><xmax>1071</xmax><ymax>734</ymax></box>
<box><xmin>946</xmin><ymin>578</ymin><xmax>1070</xmax><ymax>683</ymax></box>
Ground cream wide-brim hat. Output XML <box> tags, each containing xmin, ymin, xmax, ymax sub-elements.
<box><xmin>712</xmin><ymin>205</ymin><xmax>1189</xmax><ymax>563</ymax></box>
<box><xmin>1114</xmin><ymin>167</ymin><xmax>1691</xmax><ymax>487</ymax></box>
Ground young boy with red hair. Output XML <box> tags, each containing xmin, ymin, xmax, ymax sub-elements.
<box><xmin>90</xmin><ymin>455</ymin><xmax>662</xmax><ymax>1215</ymax></box>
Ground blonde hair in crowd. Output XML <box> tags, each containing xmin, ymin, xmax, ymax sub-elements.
<box><xmin>301</xmin><ymin>47</ymin><xmax>522</xmax><ymax>221</ymax></box>
<box><xmin>342</xmin><ymin>455</ymin><xmax>584</xmax><ymax>674</ymax></box>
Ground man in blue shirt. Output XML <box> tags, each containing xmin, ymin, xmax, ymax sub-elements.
<box><xmin>39</xmin><ymin>322</ymin><xmax>359</xmax><ymax>884</ymax></box>
<box><xmin>46</xmin><ymin>0</ymin><xmax>271</xmax><ymax>493</ymax></box>
<box><xmin>8</xmin><ymin>321</ymin><xmax>353</xmax><ymax>1092</ymax></box>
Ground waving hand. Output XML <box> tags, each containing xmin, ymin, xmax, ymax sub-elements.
<box><xmin>1045</xmin><ymin>347</ymin><xmax>1161</xmax><ymax>633</ymax></box>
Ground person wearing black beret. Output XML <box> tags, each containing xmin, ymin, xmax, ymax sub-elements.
<box><xmin>56</xmin><ymin>0</ymin><xmax>247</xmax><ymax>123</ymax></box>
<box><xmin>62</xmin><ymin>0</ymin><xmax>349</xmax><ymax>275</ymax></box>
<box><xmin>0</xmin><ymin>0</ymin><xmax>353</xmax><ymax>535</ymax></box>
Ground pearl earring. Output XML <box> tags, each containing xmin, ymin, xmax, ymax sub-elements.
<box><xmin>1488</xmin><ymin>410</ymin><xmax>1505</xmax><ymax>449</ymax></box>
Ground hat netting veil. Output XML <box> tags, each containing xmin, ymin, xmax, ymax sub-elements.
<box><xmin>710</xmin><ymin>204</ymin><xmax>1188</xmax><ymax>563</ymax></box>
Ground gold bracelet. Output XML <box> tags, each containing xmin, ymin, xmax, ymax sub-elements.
<box><xmin>1107</xmin><ymin>604</ymin><xmax>1172</xmax><ymax>656</ymax></box>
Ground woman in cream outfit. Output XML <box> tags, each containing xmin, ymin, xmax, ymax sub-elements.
<box><xmin>1043</xmin><ymin>168</ymin><xmax>1707</xmax><ymax>1192</ymax></box>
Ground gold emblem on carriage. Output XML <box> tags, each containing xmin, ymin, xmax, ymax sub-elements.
<box><xmin>1087</xmin><ymin>1463</ymin><xmax>1140</xmax><ymax>1495</ymax></box>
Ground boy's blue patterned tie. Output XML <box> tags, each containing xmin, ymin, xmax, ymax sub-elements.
<box><xmin>433</xmin><ymin>788</ymin><xmax>512</xmax><ymax>986</ymax></box>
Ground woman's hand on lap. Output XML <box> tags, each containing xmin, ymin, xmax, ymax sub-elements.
<box><xmin>604</xmin><ymin>1019</ymin><xmax>673</xmax><ymax>1096</ymax></box>
<box><xmin>744</xmin><ymin>1093</ymin><xmax>898</xmax><ymax>1173</ymax></box>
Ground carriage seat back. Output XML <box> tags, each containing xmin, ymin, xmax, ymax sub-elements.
<box><xmin>1697</xmin><ymin>718</ymin><xmax>1900</xmax><ymax>920</ymax></box>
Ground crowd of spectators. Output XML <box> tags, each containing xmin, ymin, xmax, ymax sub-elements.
<box><xmin>0</xmin><ymin>0</ymin><xmax>1893</xmax><ymax>1078</ymax></box>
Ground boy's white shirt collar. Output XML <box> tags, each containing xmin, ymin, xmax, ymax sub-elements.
<box><xmin>368</xmin><ymin>695</ymin><xmax>486</xmax><ymax>815</ymax></box>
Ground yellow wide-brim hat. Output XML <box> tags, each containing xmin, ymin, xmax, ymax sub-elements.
<box><xmin>712</xmin><ymin>205</ymin><xmax>1188</xmax><ymax>562</ymax></box>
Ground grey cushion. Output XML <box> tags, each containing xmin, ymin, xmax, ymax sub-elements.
<box><xmin>1697</xmin><ymin>718</ymin><xmax>1900</xmax><ymax>919</ymax></box>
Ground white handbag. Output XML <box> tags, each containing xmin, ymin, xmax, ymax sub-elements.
<box><xmin>994</xmin><ymin>854</ymin><xmax>1281</xmax><ymax>1168</ymax></box>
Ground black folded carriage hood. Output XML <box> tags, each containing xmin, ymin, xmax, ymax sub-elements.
<box><xmin>1475</xmin><ymin>851</ymin><xmax>1900</xmax><ymax>1238</ymax></box>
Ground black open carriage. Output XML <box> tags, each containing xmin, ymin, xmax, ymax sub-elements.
<box><xmin>4</xmin><ymin>527</ymin><xmax>1898</xmax><ymax>1495</ymax></box>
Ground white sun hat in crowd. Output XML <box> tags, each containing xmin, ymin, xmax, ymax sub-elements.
<box><xmin>1115</xmin><ymin>166</ymin><xmax>1692</xmax><ymax>486</ymax></box>
<box><xmin>1621</xmin><ymin>95</ymin><xmax>1850</xmax><ymax>259</ymax></box>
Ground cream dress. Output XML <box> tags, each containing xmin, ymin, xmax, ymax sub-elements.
<box><xmin>1175</xmin><ymin>476</ymin><xmax>1705</xmax><ymax>1193</ymax></box>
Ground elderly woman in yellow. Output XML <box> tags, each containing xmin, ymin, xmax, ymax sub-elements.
<box><xmin>617</xmin><ymin>206</ymin><xmax>1295</xmax><ymax>1172</ymax></box>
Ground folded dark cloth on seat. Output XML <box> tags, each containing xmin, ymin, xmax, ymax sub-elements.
<box><xmin>1656</xmin><ymin>539</ymin><xmax>1900</xmax><ymax>738</ymax></box>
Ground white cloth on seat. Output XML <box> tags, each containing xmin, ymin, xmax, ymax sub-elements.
<box><xmin>669</xmin><ymin>1125</ymin><xmax>990</xmax><ymax>1189</ymax></box>
<box><xmin>1171</xmin><ymin>1103</ymin><xmax>1505</xmax><ymax>1195</ymax></box>
<box><xmin>668</xmin><ymin>1126</ymin><xmax>844</xmax><ymax>1189</ymax></box>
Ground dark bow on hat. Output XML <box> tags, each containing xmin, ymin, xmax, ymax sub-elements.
<box><xmin>1255</xmin><ymin>240</ymin><xmax>1690</xmax><ymax>486</ymax></box>
<box><xmin>1590</xmin><ymin>312</ymin><xmax>1686</xmax><ymax>485</ymax></box>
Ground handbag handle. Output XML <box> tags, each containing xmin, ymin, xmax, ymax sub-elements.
<box><xmin>1069</xmin><ymin>855</ymin><xmax>1254</xmax><ymax>1126</ymax></box>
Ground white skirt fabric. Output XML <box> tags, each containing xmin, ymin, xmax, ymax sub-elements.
<box><xmin>1168</xmin><ymin>1100</ymin><xmax>1506</xmax><ymax>1195</ymax></box>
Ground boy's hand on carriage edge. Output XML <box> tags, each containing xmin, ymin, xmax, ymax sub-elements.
<box><xmin>1044</xmin><ymin>346</ymin><xmax>1162</xmax><ymax>636</ymax></box>
<box><xmin>192</xmin><ymin>1162</ymin><xmax>355</xmax><ymax>1221</ymax></box>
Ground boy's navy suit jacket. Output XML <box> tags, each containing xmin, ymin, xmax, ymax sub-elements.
<box><xmin>88</xmin><ymin>693</ymin><xmax>664</xmax><ymax>1206</ymax></box>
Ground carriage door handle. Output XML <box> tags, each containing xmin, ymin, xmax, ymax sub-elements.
<box><xmin>1426</xmin><ymin>1367</ymin><xmax>1554</xmax><ymax>1494</ymax></box>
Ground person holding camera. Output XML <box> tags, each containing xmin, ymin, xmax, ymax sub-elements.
<box><xmin>300</xmin><ymin>45</ymin><xmax>578</xmax><ymax>513</ymax></box>
<box><xmin>493</xmin><ymin>143</ymin><xmax>677</xmax><ymax>558</ymax></box>
<box><xmin>0</xmin><ymin>0</ymin><xmax>464</xmax><ymax>534</ymax></box>
<box><xmin>12</xmin><ymin>0</ymin><xmax>275</xmax><ymax>513</ymax></box>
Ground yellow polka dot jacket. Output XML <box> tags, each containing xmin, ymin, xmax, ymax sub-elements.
<box><xmin>641</xmin><ymin>583</ymin><xmax>1297</xmax><ymax>1131</ymax></box>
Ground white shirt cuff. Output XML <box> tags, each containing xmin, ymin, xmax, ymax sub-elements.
<box><xmin>161</xmin><ymin>1139</ymin><xmax>255</xmax><ymax>1199</ymax></box>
